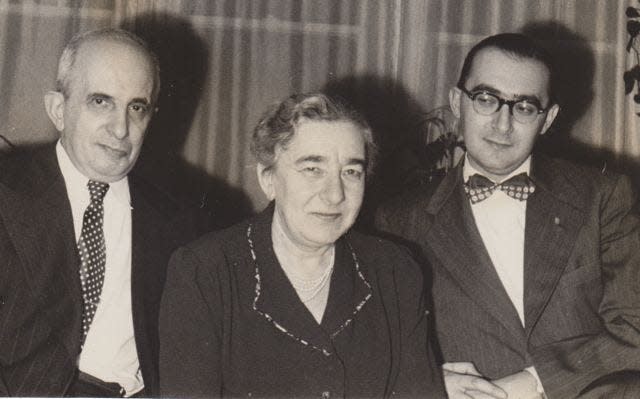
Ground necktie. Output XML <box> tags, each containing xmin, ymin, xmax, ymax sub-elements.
<box><xmin>78</xmin><ymin>180</ymin><xmax>109</xmax><ymax>343</ymax></box>
<box><xmin>464</xmin><ymin>172</ymin><xmax>535</xmax><ymax>204</ymax></box>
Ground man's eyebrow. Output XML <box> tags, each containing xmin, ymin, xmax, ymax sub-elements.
<box><xmin>294</xmin><ymin>155</ymin><xmax>326</xmax><ymax>164</ymax></box>
<box><xmin>469</xmin><ymin>84</ymin><xmax>542</xmax><ymax>105</ymax></box>
<box><xmin>346</xmin><ymin>158</ymin><xmax>366</xmax><ymax>167</ymax></box>
<box><xmin>469</xmin><ymin>84</ymin><xmax>500</xmax><ymax>94</ymax></box>
<box><xmin>130</xmin><ymin>97</ymin><xmax>150</xmax><ymax>105</ymax></box>
<box><xmin>87</xmin><ymin>92</ymin><xmax>113</xmax><ymax>101</ymax></box>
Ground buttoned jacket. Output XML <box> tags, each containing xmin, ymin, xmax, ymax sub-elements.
<box><xmin>159</xmin><ymin>206</ymin><xmax>446</xmax><ymax>398</ymax></box>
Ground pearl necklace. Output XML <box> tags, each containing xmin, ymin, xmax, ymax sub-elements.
<box><xmin>271</xmin><ymin>215</ymin><xmax>335</xmax><ymax>301</ymax></box>
<box><xmin>247</xmin><ymin>224</ymin><xmax>372</xmax><ymax>356</ymax></box>
<box><xmin>284</xmin><ymin>250</ymin><xmax>335</xmax><ymax>303</ymax></box>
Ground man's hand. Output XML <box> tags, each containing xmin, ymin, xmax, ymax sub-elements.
<box><xmin>492</xmin><ymin>370</ymin><xmax>543</xmax><ymax>399</ymax></box>
<box><xmin>443</xmin><ymin>362</ymin><xmax>507</xmax><ymax>399</ymax></box>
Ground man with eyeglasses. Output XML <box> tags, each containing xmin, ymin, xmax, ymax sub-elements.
<box><xmin>377</xmin><ymin>33</ymin><xmax>640</xmax><ymax>398</ymax></box>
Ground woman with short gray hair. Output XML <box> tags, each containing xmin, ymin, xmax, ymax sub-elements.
<box><xmin>159</xmin><ymin>92</ymin><xmax>445</xmax><ymax>398</ymax></box>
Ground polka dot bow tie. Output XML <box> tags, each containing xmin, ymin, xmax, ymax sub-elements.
<box><xmin>77</xmin><ymin>180</ymin><xmax>109</xmax><ymax>344</ymax></box>
<box><xmin>464</xmin><ymin>172</ymin><xmax>535</xmax><ymax>204</ymax></box>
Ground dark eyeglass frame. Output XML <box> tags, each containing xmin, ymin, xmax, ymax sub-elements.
<box><xmin>458</xmin><ymin>85</ymin><xmax>551</xmax><ymax>124</ymax></box>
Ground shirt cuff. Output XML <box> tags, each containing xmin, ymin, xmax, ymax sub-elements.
<box><xmin>525</xmin><ymin>366</ymin><xmax>546</xmax><ymax>395</ymax></box>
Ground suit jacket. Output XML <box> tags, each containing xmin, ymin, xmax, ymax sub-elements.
<box><xmin>376</xmin><ymin>154</ymin><xmax>640</xmax><ymax>398</ymax></box>
<box><xmin>0</xmin><ymin>145</ymin><xmax>199</xmax><ymax>396</ymax></box>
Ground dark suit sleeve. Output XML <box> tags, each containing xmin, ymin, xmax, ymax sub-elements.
<box><xmin>374</xmin><ymin>194</ymin><xmax>425</xmax><ymax>246</ymax></box>
<box><xmin>0</xmin><ymin>372</ymin><xmax>7</xmax><ymax>395</ymax></box>
<box><xmin>375</xmin><ymin>202</ymin><xmax>399</xmax><ymax>237</ymax></box>
<box><xmin>532</xmin><ymin>175</ymin><xmax>640</xmax><ymax>398</ymax></box>
<box><xmin>391</xmin><ymin>245</ymin><xmax>446</xmax><ymax>398</ymax></box>
<box><xmin>159</xmin><ymin>244</ymin><xmax>224</xmax><ymax>397</ymax></box>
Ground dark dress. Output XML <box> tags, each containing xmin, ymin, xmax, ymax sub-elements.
<box><xmin>159</xmin><ymin>206</ymin><xmax>445</xmax><ymax>398</ymax></box>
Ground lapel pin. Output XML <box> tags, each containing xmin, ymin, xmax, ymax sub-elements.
<box><xmin>554</xmin><ymin>216</ymin><xmax>561</xmax><ymax>225</ymax></box>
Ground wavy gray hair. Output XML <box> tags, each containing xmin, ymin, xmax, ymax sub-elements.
<box><xmin>251</xmin><ymin>93</ymin><xmax>377</xmax><ymax>177</ymax></box>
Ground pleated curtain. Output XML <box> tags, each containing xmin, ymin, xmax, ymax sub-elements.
<box><xmin>0</xmin><ymin>0</ymin><xmax>635</xmax><ymax>217</ymax></box>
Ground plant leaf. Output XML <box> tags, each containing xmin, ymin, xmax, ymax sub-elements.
<box><xmin>625</xmin><ymin>71</ymin><xmax>635</xmax><ymax>94</ymax></box>
<box><xmin>627</xmin><ymin>7</ymin><xmax>640</xmax><ymax>18</ymax></box>
<box><xmin>628</xmin><ymin>20</ymin><xmax>640</xmax><ymax>36</ymax></box>
<box><xmin>633</xmin><ymin>93</ymin><xmax>640</xmax><ymax>104</ymax></box>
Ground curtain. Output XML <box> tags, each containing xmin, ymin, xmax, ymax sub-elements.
<box><xmin>0</xmin><ymin>0</ymin><xmax>635</xmax><ymax>226</ymax></box>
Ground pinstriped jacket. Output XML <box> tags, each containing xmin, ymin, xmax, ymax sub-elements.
<box><xmin>0</xmin><ymin>145</ymin><xmax>198</xmax><ymax>396</ymax></box>
<box><xmin>376</xmin><ymin>154</ymin><xmax>640</xmax><ymax>398</ymax></box>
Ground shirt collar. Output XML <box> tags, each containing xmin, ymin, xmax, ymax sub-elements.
<box><xmin>463</xmin><ymin>152</ymin><xmax>531</xmax><ymax>184</ymax></box>
<box><xmin>56</xmin><ymin>140</ymin><xmax>131</xmax><ymax>208</ymax></box>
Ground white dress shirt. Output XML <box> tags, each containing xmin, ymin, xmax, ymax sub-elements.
<box><xmin>56</xmin><ymin>141</ymin><xmax>143</xmax><ymax>396</ymax></box>
<box><xmin>463</xmin><ymin>154</ymin><xmax>544</xmax><ymax>393</ymax></box>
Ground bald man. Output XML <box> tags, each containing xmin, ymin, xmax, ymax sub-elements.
<box><xmin>0</xmin><ymin>29</ymin><xmax>198</xmax><ymax>396</ymax></box>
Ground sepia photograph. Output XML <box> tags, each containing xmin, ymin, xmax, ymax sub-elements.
<box><xmin>0</xmin><ymin>1</ymin><xmax>638</xmax><ymax>397</ymax></box>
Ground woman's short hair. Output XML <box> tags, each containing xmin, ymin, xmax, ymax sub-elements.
<box><xmin>251</xmin><ymin>93</ymin><xmax>377</xmax><ymax>177</ymax></box>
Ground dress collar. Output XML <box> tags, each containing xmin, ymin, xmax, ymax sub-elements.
<box><xmin>246</xmin><ymin>203</ymin><xmax>372</xmax><ymax>356</ymax></box>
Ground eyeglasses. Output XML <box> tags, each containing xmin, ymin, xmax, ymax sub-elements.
<box><xmin>458</xmin><ymin>86</ymin><xmax>550</xmax><ymax>124</ymax></box>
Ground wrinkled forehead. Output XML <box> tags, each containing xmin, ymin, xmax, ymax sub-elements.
<box><xmin>72</xmin><ymin>38</ymin><xmax>157</xmax><ymax>93</ymax></box>
<box><xmin>467</xmin><ymin>47</ymin><xmax>552</xmax><ymax>100</ymax></box>
<box><xmin>279</xmin><ymin>120</ymin><xmax>366</xmax><ymax>157</ymax></box>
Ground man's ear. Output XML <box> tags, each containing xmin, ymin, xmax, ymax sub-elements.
<box><xmin>256</xmin><ymin>163</ymin><xmax>275</xmax><ymax>201</ymax></box>
<box><xmin>44</xmin><ymin>91</ymin><xmax>65</xmax><ymax>132</ymax></box>
<box><xmin>540</xmin><ymin>104</ymin><xmax>560</xmax><ymax>136</ymax></box>
<box><xmin>449</xmin><ymin>87</ymin><xmax>462</xmax><ymax>119</ymax></box>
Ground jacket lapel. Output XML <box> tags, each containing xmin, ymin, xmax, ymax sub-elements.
<box><xmin>0</xmin><ymin>147</ymin><xmax>81</xmax><ymax>358</ymax></box>
<box><xmin>249</xmin><ymin>209</ymin><xmax>334</xmax><ymax>352</ymax></box>
<box><xmin>425</xmin><ymin>163</ymin><xmax>525</xmax><ymax>341</ymax></box>
<box><xmin>320</xmin><ymin>236</ymin><xmax>372</xmax><ymax>337</ymax></box>
<box><xmin>130</xmin><ymin>178</ymin><xmax>163</xmax><ymax>315</ymax></box>
<box><xmin>523</xmin><ymin>155</ymin><xmax>586</xmax><ymax>335</ymax></box>
<box><xmin>249</xmin><ymin>207</ymin><xmax>373</xmax><ymax>354</ymax></box>
<box><xmin>129</xmin><ymin>175</ymin><xmax>171</xmax><ymax>381</ymax></box>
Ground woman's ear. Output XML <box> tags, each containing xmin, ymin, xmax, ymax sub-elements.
<box><xmin>44</xmin><ymin>91</ymin><xmax>66</xmax><ymax>132</ymax></box>
<box><xmin>256</xmin><ymin>163</ymin><xmax>275</xmax><ymax>201</ymax></box>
